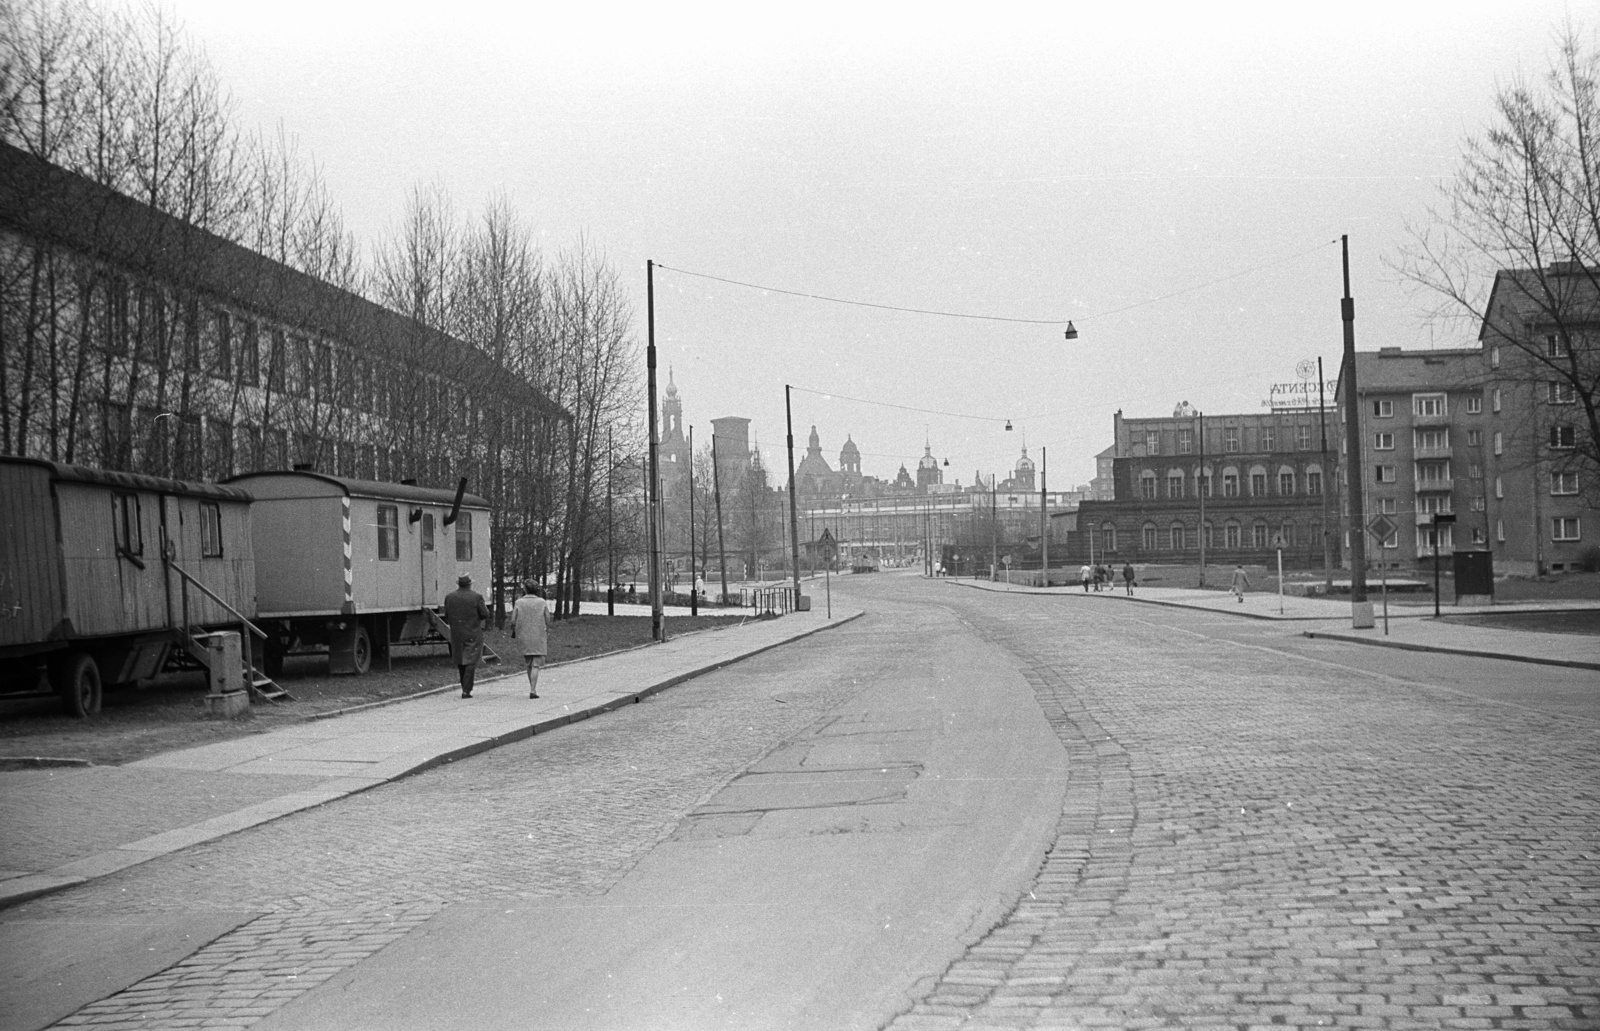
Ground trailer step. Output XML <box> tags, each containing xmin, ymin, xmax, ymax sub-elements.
<box><xmin>423</xmin><ymin>607</ymin><xmax>501</xmax><ymax>665</ymax></box>
<box><xmin>248</xmin><ymin>672</ymin><xmax>292</xmax><ymax>702</ymax></box>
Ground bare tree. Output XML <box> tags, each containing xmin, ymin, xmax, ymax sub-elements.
<box><xmin>1394</xmin><ymin>21</ymin><xmax>1600</xmax><ymax>503</ymax></box>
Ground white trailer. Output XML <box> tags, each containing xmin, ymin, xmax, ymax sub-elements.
<box><xmin>226</xmin><ymin>471</ymin><xmax>493</xmax><ymax>675</ymax></box>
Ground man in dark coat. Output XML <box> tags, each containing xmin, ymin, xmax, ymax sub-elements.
<box><xmin>443</xmin><ymin>573</ymin><xmax>490</xmax><ymax>697</ymax></box>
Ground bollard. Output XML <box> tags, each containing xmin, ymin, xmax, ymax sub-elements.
<box><xmin>204</xmin><ymin>631</ymin><xmax>250</xmax><ymax>717</ymax></box>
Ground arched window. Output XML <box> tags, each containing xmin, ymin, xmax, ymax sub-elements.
<box><xmin>1278</xmin><ymin>466</ymin><xmax>1297</xmax><ymax>495</ymax></box>
<box><xmin>1139</xmin><ymin>471</ymin><xmax>1158</xmax><ymax>500</ymax></box>
<box><xmin>1280</xmin><ymin>521</ymin><xmax>1295</xmax><ymax>547</ymax></box>
<box><xmin>1225</xmin><ymin>521</ymin><xmax>1241</xmax><ymax>548</ymax></box>
<box><xmin>1202</xmin><ymin>521</ymin><xmax>1213</xmax><ymax>548</ymax></box>
<box><xmin>1249</xmin><ymin>464</ymin><xmax>1268</xmax><ymax>496</ymax></box>
<box><xmin>1222</xmin><ymin>466</ymin><xmax>1240</xmax><ymax>497</ymax></box>
<box><xmin>1166</xmin><ymin>469</ymin><xmax>1185</xmax><ymax>499</ymax></box>
<box><xmin>1170</xmin><ymin>522</ymin><xmax>1186</xmax><ymax>550</ymax></box>
<box><xmin>1101</xmin><ymin>522</ymin><xmax>1117</xmax><ymax>553</ymax></box>
<box><xmin>1142</xmin><ymin>522</ymin><xmax>1158</xmax><ymax>550</ymax></box>
<box><xmin>1307</xmin><ymin>463</ymin><xmax>1324</xmax><ymax>496</ymax></box>
<box><xmin>1252</xmin><ymin>521</ymin><xmax>1269</xmax><ymax>548</ymax></box>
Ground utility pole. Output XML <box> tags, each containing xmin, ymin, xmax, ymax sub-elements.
<box><xmin>1197</xmin><ymin>410</ymin><xmax>1207</xmax><ymax>586</ymax></box>
<box><xmin>688</xmin><ymin>425</ymin><xmax>698</xmax><ymax>616</ymax></box>
<box><xmin>1039</xmin><ymin>446</ymin><xmax>1048</xmax><ymax>586</ymax></box>
<box><xmin>645</xmin><ymin>260</ymin><xmax>664</xmax><ymax>641</ymax></box>
<box><xmin>990</xmin><ymin>473</ymin><xmax>998</xmax><ymax>581</ymax></box>
<box><xmin>711</xmin><ymin>434</ymin><xmax>728</xmax><ymax>605</ymax></box>
<box><xmin>784</xmin><ymin>386</ymin><xmax>802</xmax><ymax>608</ymax></box>
<box><xmin>1340</xmin><ymin>234</ymin><xmax>1374</xmax><ymax>628</ymax></box>
<box><xmin>607</xmin><ymin>426</ymin><xmax>614</xmax><ymax>616</ymax></box>
<box><xmin>1318</xmin><ymin>356</ymin><xmax>1334</xmax><ymax>590</ymax></box>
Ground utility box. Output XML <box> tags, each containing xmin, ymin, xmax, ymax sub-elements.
<box><xmin>1453</xmin><ymin>550</ymin><xmax>1495</xmax><ymax>605</ymax></box>
<box><xmin>796</xmin><ymin>595</ymin><xmax>812</xmax><ymax>611</ymax></box>
<box><xmin>203</xmin><ymin>631</ymin><xmax>249</xmax><ymax>717</ymax></box>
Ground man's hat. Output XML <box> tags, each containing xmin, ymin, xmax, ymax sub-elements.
<box><xmin>457</xmin><ymin>574</ymin><xmax>473</xmax><ymax>587</ymax></box>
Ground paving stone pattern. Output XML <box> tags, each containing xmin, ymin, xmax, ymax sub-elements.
<box><xmin>20</xmin><ymin>619</ymin><xmax>897</xmax><ymax>1030</ymax></box>
<box><xmin>885</xmin><ymin>595</ymin><xmax>1600</xmax><ymax>1031</ymax></box>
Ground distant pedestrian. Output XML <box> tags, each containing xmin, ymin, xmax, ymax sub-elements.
<box><xmin>443</xmin><ymin>574</ymin><xmax>490</xmax><ymax>697</ymax></box>
<box><xmin>510</xmin><ymin>581</ymin><xmax>552</xmax><ymax>698</ymax></box>
<box><xmin>1080</xmin><ymin>564</ymin><xmax>1092</xmax><ymax>592</ymax></box>
<box><xmin>1122</xmin><ymin>562</ymin><xmax>1135</xmax><ymax>595</ymax></box>
<box><xmin>1230</xmin><ymin>564</ymin><xmax>1250</xmax><ymax>603</ymax></box>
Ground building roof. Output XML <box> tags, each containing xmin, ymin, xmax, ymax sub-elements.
<box><xmin>0</xmin><ymin>142</ymin><xmax>565</xmax><ymax>422</ymax></box>
<box><xmin>226</xmin><ymin>470</ymin><xmax>490</xmax><ymax>507</ymax></box>
<box><xmin>4</xmin><ymin>456</ymin><xmax>253</xmax><ymax>502</ymax></box>
<box><xmin>1336</xmin><ymin>347</ymin><xmax>1483</xmax><ymax>399</ymax></box>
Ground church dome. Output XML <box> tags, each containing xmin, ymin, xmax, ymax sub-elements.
<box><xmin>1016</xmin><ymin>447</ymin><xmax>1034</xmax><ymax>472</ymax></box>
<box><xmin>840</xmin><ymin>435</ymin><xmax>860</xmax><ymax>460</ymax></box>
<box><xmin>918</xmin><ymin>446</ymin><xmax>938</xmax><ymax>470</ymax></box>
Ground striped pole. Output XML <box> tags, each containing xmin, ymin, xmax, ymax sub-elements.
<box><xmin>341</xmin><ymin>496</ymin><xmax>355</xmax><ymax>614</ymax></box>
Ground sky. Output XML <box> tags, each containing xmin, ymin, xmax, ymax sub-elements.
<box><xmin>169</xmin><ymin>0</ymin><xmax>1584</xmax><ymax>488</ymax></box>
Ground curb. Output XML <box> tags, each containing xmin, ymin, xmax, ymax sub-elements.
<box><xmin>1300</xmin><ymin>630</ymin><xmax>1600</xmax><ymax>671</ymax></box>
<box><xmin>0</xmin><ymin>611</ymin><xmax>863</xmax><ymax>912</ymax></box>
<box><xmin>945</xmin><ymin>578</ymin><xmax>1340</xmax><ymax>622</ymax></box>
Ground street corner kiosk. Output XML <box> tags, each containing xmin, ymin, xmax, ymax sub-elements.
<box><xmin>0</xmin><ymin>456</ymin><xmax>260</xmax><ymax>715</ymax></box>
<box><xmin>225</xmin><ymin>471</ymin><xmax>493</xmax><ymax>676</ymax></box>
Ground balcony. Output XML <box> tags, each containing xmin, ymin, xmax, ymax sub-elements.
<box><xmin>1414</xmin><ymin>510</ymin><xmax>1453</xmax><ymax>525</ymax></box>
<box><xmin>1412</xmin><ymin>443</ymin><xmax>1452</xmax><ymax>459</ymax></box>
<box><xmin>1413</xmin><ymin>478</ymin><xmax>1454</xmax><ymax>493</ymax></box>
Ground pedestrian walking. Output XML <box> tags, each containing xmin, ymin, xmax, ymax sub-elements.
<box><xmin>510</xmin><ymin>581</ymin><xmax>552</xmax><ymax>699</ymax></box>
<box><xmin>442</xmin><ymin>574</ymin><xmax>490</xmax><ymax>697</ymax></box>
<box><xmin>1079</xmin><ymin>563</ymin><xmax>1092</xmax><ymax>592</ymax></box>
<box><xmin>1122</xmin><ymin>561</ymin><xmax>1135</xmax><ymax>595</ymax></box>
<box><xmin>1230</xmin><ymin>563</ymin><xmax>1250</xmax><ymax>603</ymax></box>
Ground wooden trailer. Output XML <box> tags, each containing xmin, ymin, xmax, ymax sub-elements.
<box><xmin>0</xmin><ymin>457</ymin><xmax>276</xmax><ymax>715</ymax></box>
<box><xmin>225</xmin><ymin>471</ymin><xmax>494</xmax><ymax>675</ymax></box>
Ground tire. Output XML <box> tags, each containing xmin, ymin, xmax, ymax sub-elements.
<box><xmin>351</xmin><ymin>624</ymin><xmax>372</xmax><ymax>676</ymax></box>
<box><xmin>56</xmin><ymin>652</ymin><xmax>102</xmax><ymax>718</ymax></box>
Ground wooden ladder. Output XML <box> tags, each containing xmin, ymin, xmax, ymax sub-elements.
<box><xmin>182</xmin><ymin>629</ymin><xmax>293</xmax><ymax>702</ymax></box>
<box><xmin>423</xmin><ymin>608</ymin><xmax>501</xmax><ymax>665</ymax></box>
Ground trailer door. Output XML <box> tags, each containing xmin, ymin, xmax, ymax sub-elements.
<box><xmin>419</xmin><ymin>510</ymin><xmax>441</xmax><ymax>607</ymax></box>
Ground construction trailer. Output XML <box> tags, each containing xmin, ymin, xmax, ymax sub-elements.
<box><xmin>0</xmin><ymin>457</ymin><xmax>279</xmax><ymax>715</ymax></box>
<box><xmin>225</xmin><ymin>471</ymin><xmax>494</xmax><ymax>675</ymax></box>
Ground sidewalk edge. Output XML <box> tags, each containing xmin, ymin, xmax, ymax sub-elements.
<box><xmin>1300</xmin><ymin>629</ymin><xmax>1600</xmax><ymax>670</ymax></box>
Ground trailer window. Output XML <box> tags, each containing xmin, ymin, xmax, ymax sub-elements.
<box><xmin>114</xmin><ymin>494</ymin><xmax>143</xmax><ymax>556</ymax></box>
<box><xmin>421</xmin><ymin>513</ymin><xmax>434</xmax><ymax>551</ymax></box>
<box><xmin>455</xmin><ymin>512</ymin><xmax>473</xmax><ymax>562</ymax></box>
<box><xmin>199</xmin><ymin>503</ymin><xmax>223</xmax><ymax>557</ymax></box>
<box><xmin>377</xmin><ymin>505</ymin><xmax>399</xmax><ymax>561</ymax></box>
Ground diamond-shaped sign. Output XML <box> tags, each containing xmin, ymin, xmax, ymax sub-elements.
<box><xmin>1367</xmin><ymin>514</ymin><xmax>1398</xmax><ymax>541</ymax></box>
<box><xmin>1270</xmin><ymin>531</ymin><xmax>1287</xmax><ymax>550</ymax></box>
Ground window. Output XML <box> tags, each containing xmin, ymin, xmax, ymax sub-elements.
<box><xmin>1279</xmin><ymin>471</ymin><xmax>1296</xmax><ymax>495</ymax></box>
<box><xmin>1223</xmin><ymin>472</ymin><xmax>1240</xmax><ymax>497</ymax></box>
<box><xmin>1140</xmin><ymin>473</ymin><xmax>1157</xmax><ymax>500</ymax></box>
<box><xmin>1495</xmin><ymin>476</ymin><xmax>1504</xmax><ymax>499</ymax></box>
<box><xmin>1415</xmin><ymin>460</ymin><xmax>1451</xmax><ymax>485</ymax></box>
<box><xmin>1225</xmin><ymin>522</ymin><xmax>1241</xmax><ymax>548</ymax></box>
<box><xmin>1546</xmin><ymin>334</ymin><xmax>1570</xmax><ymax>357</ymax></box>
<box><xmin>1496</xmin><ymin>519</ymin><xmax>1505</xmax><ymax>542</ymax></box>
<box><xmin>1470</xmin><ymin>496</ymin><xmax>1485</xmax><ymax>511</ymax></box>
<box><xmin>1171</xmin><ymin>522</ymin><xmax>1186</xmax><ymax>550</ymax></box>
<box><xmin>1202</xmin><ymin>522</ymin><xmax>1214</xmax><ymax>548</ymax></box>
<box><xmin>1250</xmin><ymin>472</ymin><xmax>1267</xmax><ymax>496</ymax></box>
<box><xmin>1492</xmin><ymin>388</ymin><xmax>1502</xmax><ymax>412</ymax></box>
<box><xmin>1548</xmin><ymin>381</ymin><xmax>1576</xmax><ymax>404</ymax></box>
<box><xmin>1472</xmin><ymin>526</ymin><xmax>1486</xmax><ymax>544</ymax></box>
<box><xmin>1167</xmin><ymin>473</ymin><xmax>1184</xmax><ymax>499</ymax></box>
<box><xmin>1553</xmin><ymin>517</ymin><xmax>1581</xmax><ymax>541</ymax></box>
<box><xmin>1413</xmin><ymin>393</ymin><xmax>1447</xmax><ymax>418</ymax></box>
<box><xmin>1252</xmin><ymin>521</ymin><xmax>1269</xmax><ymax>548</ymax></box>
<box><xmin>1198</xmin><ymin>473</ymin><xmax>1211</xmax><ymax>497</ymax></box>
<box><xmin>1468</xmin><ymin>462</ymin><xmax>1482</xmax><ymax>479</ymax></box>
<box><xmin>1224</xmin><ymin>426</ymin><xmax>1240</xmax><ymax>453</ymax></box>
<box><xmin>1375</xmin><ymin>465</ymin><xmax>1396</xmax><ymax>484</ymax></box>
<box><xmin>1553</xmin><ymin>471</ymin><xmax>1580</xmax><ymax>495</ymax></box>
<box><xmin>1279</xmin><ymin>522</ymin><xmax>1295</xmax><ymax>547</ymax></box>
<box><xmin>1261</xmin><ymin>426</ymin><xmax>1275</xmax><ymax>451</ymax></box>
<box><xmin>456</xmin><ymin>511</ymin><xmax>474</xmax><ymax>561</ymax></box>
<box><xmin>1466</xmin><ymin>396</ymin><xmax>1482</xmax><ymax>414</ymax></box>
<box><xmin>1418</xmin><ymin>494</ymin><xmax>1451</xmax><ymax>515</ymax></box>
<box><xmin>240</xmin><ymin>321</ymin><xmax>260</xmax><ymax>386</ymax></box>
<box><xmin>199</xmin><ymin>502</ymin><xmax>223</xmax><ymax>557</ymax></box>
<box><xmin>1374</xmin><ymin>432</ymin><xmax>1394</xmax><ymax>450</ymax></box>
<box><xmin>421</xmin><ymin>513</ymin><xmax>434</xmax><ymax>551</ymax></box>
<box><xmin>103</xmin><ymin>276</ymin><xmax>130</xmax><ymax>354</ymax></box>
<box><xmin>1493</xmin><ymin>432</ymin><xmax>1503</xmax><ymax>455</ymax></box>
<box><xmin>1101</xmin><ymin>524</ymin><xmax>1117</xmax><ymax>553</ymax></box>
<box><xmin>1550</xmin><ymin>425</ymin><xmax>1577</xmax><ymax>449</ymax></box>
<box><xmin>1297</xmin><ymin>425</ymin><xmax>1313</xmax><ymax>451</ymax></box>
<box><xmin>1373</xmin><ymin>400</ymin><xmax>1393</xmax><ymax>418</ymax></box>
<box><xmin>1418</xmin><ymin>524</ymin><xmax>1453</xmax><ymax>553</ymax></box>
<box><xmin>1414</xmin><ymin>428</ymin><xmax>1449</xmax><ymax>452</ymax></box>
<box><xmin>1178</xmin><ymin>428</ymin><xmax>1193</xmax><ymax>454</ymax></box>
<box><xmin>1376</xmin><ymin>497</ymin><xmax>1398</xmax><ymax>514</ymax></box>
<box><xmin>1466</xmin><ymin>429</ymin><xmax>1481</xmax><ymax>447</ymax></box>
<box><xmin>377</xmin><ymin>505</ymin><xmax>400</xmax><ymax>561</ymax></box>
<box><xmin>1307</xmin><ymin>470</ymin><xmax>1323</xmax><ymax>495</ymax></box>
<box><xmin>1490</xmin><ymin>345</ymin><xmax>1501</xmax><ymax>368</ymax></box>
<box><xmin>1144</xmin><ymin>431</ymin><xmax>1160</xmax><ymax>455</ymax></box>
<box><xmin>113</xmin><ymin>494</ymin><xmax>143</xmax><ymax>557</ymax></box>
<box><xmin>1143</xmin><ymin>523</ymin><xmax>1158</xmax><ymax>550</ymax></box>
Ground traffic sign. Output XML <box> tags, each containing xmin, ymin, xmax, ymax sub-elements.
<box><xmin>1367</xmin><ymin>514</ymin><xmax>1398</xmax><ymax>542</ymax></box>
<box><xmin>1270</xmin><ymin>531</ymin><xmax>1286</xmax><ymax>549</ymax></box>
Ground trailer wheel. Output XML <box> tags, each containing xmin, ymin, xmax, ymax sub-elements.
<box><xmin>351</xmin><ymin>625</ymin><xmax>372</xmax><ymax>676</ymax></box>
<box><xmin>56</xmin><ymin>652</ymin><xmax>102</xmax><ymax>718</ymax></box>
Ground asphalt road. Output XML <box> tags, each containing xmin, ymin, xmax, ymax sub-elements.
<box><xmin>8</xmin><ymin>572</ymin><xmax>1598</xmax><ymax>1030</ymax></box>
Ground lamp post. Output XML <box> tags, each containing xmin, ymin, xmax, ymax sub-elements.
<box><xmin>991</xmin><ymin>473</ymin><xmax>998</xmax><ymax>581</ymax></box>
<box><xmin>784</xmin><ymin>386</ymin><xmax>802</xmax><ymax>609</ymax></box>
<box><xmin>1339</xmin><ymin>235</ymin><xmax>1374</xmax><ymax>629</ymax></box>
<box><xmin>645</xmin><ymin>260</ymin><xmax>664</xmax><ymax>641</ymax></box>
<box><xmin>1040</xmin><ymin>445</ymin><xmax>1048</xmax><ymax>586</ymax></box>
<box><xmin>688</xmin><ymin>425</ymin><xmax>698</xmax><ymax>617</ymax></box>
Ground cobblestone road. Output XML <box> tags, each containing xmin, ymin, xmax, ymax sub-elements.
<box><xmin>14</xmin><ymin>615</ymin><xmax>905</xmax><ymax>1030</ymax></box>
<box><xmin>884</xmin><ymin>587</ymin><xmax>1600</xmax><ymax>1030</ymax></box>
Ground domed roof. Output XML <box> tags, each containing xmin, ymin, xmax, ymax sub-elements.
<box><xmin>1016</xmin><ymin>447</ymin><xmax>1034</xmax><ymax>471</ymax></box>
<box><xmin>665</xmin><ymin>369</ymin><xmax>678</xmax><ymax>399</ymax></box>
<box><xmin>840</xmin><ymin>434</ymin><xmax>860</xmax><ymax>458</ymax></box>
<box><xmin>917</xmin><ymin>444</ymin><xmax>938</xmax><ymax>470</ymax></box>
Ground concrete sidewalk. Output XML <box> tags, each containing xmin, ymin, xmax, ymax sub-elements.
<box><xmin>947</xmin><ymin>577</ymin><xmax>1600</xmax><ymax>670</ymax></box>
<box><xmin>0</xmin><ymin>606</ymin><xmax>863</xmax><ymax>911</ymax></box>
